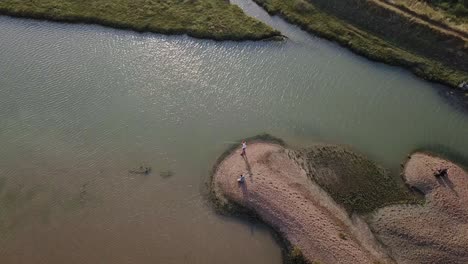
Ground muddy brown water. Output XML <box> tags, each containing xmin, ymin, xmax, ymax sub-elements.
<box><xmin>1</xmin><ymin>0</ymin><xmax>468</xmax><ymax>263</ymax></box>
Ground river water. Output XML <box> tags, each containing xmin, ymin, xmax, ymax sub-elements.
<box><xmin>1</xmin><ymin>0</ymin><xmax>468</xmax><ymax>263</ymax></box>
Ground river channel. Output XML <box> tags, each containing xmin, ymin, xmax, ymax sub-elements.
<box><xmin>1</xmin><ymin>0</ymin><xmax>468</xmax><ymax>263</ymax></box>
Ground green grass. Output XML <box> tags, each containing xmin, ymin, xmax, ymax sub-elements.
<box><xmin>0</xmin><ymin>0</ymin><xmax>281</xmax><ymax>40</ymax></box>
<box><xmin>299</xmin><ymin>145</ymin><xmax>421</xmax><ymax>214</ymax></box>
<box><xmin>253</xmin><ymin>0</ymin><xmax>468</xmax><ymax>89</ymax></box>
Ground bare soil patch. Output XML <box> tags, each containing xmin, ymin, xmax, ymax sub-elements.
<box><xmin>370</xmin><ymin>152</ymin><xmax>468</xmax><ymax>264</ymax></box>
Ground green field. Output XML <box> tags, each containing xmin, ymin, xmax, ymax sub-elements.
<box><xmin>0</xmin><ymin>0</ymin><xmax>280</xmax><ymax>40</ymax></box>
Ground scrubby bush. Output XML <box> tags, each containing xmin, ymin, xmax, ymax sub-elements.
<box><xmin>294</xmin><ymin>0</ymin><xmax>312</xmax><ymax>13</ymax></box>
<box><xmin>288</xmin><ymin>246</ymin><xmax>310</xmax><ymax>264</ymax></box>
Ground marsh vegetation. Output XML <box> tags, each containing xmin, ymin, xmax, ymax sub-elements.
<box><xmin>0</xmin><ymin>0</ymin><xmax>280</xmax><ymax>40</ymax></box>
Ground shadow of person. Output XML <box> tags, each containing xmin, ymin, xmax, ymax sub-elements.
<box><xmin>437</xmin><ymin>174</ymin><xmax>458</xmax><ymax>196</ymax></box>
<box><xmin>243</xmin><ymin>154</ymin><xmax>253</xmax><ymax>182</ymax></box>
<box><xmin>239</xmin><ymin>180</ymin><xmax>249</xmax><ymax>200</ymax></box>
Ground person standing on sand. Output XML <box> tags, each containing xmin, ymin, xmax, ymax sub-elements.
<box><xmin>241</xmin><ymin>141</ymin><xmax>247</xmax><ymax>156</ymax></box>
<box><xmin>238</xmin><ymin>174</ymin><xmax>246</xmax><ymax>183</ymax></box>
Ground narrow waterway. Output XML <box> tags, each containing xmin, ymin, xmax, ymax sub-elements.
<box><xmin>0</xmin><ymin>1</ymin><xmax>467</xmax><ymax>263</ymax></box>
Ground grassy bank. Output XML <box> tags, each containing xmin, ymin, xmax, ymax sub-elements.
<box><xmin>253</xmin><ymin>0</ymin><xmax>468</xmax><ymax>89</ymax></box>
<box><xmin>0</xmin><ymin>0</ymin><xmax>281</xmax><ymax>40</ymax></box>
<box><xmin>296</xmin><ymin>144</ymin><xmax>421</xmax><ymax>214</ymax></box>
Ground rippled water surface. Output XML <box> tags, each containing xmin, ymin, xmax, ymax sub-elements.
<box><xmin>1</xmin><ymin>1</ymin><xmax>468</xmax><ymax>263</ymax></box>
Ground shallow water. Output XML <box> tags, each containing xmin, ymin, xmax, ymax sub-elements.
<box><xmin>0</xmin><ymin>1</ymin><xmax>468</xmax><ymax>263</ymax></box>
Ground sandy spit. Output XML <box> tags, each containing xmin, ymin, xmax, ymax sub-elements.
<box><xmin>212</xmin><ymin>142</ymin><xmax>394</xmax><ymax>264</ymax></box>
<box><xmin>370</xmin><ymin>152</ymin><xmax>468</xmax><ymax>264</ymax></box>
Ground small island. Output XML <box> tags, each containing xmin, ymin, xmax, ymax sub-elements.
<box><xmin>211</xmin><ymin>136</ymin><xmax>468</xmax><ymax>263</ymax></box>
<box><xmin>0</xmin><ymin>0</ymin><xmax>281</xmax><ymax>40</ymax></box>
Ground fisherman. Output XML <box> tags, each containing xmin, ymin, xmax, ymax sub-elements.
<box><xmin>241</xmin><ymin>141</ymin><xmax>247</xmax><ymax>156</ymax></box>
